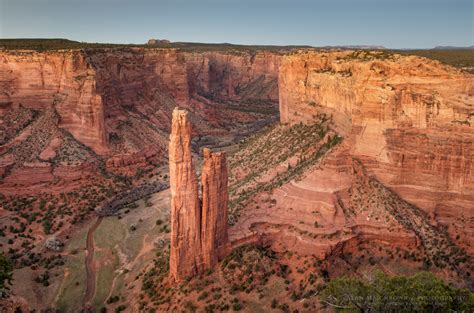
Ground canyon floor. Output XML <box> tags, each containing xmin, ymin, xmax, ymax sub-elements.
<box><xmin>5</xmin><ymin>187</ymin><xmax>170</xmax><ymax>311</ymax></box>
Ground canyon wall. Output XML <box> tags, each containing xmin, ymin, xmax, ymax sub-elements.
<box><xmin>0</xmin><ymin>51</ymin><xmax>107</xmax><ymax>154</ymax></box>
<box><xmin>169</xmin><ymin>108</ymin><xmax>229</xmax><ymax>281</ymax></box>
<box><xmin>278</xmin><ymin>50</ymin><xmax>474</xmax><ymax>243</ymax></box>
<box><xmin>0</xmin><ymin>48</ymin><xmax>280</xmax><ymax>157</ymax></box>
<box><xmin>184</xmin><ymin>51</ymin><xmax>280</xmax><ymax>102</ymax></box>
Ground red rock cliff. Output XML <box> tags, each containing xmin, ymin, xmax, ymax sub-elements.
<box><xmin>278</xmin><ymin>50</ymin><xmax>474</xmax><ymax>246</ymax></box>
<box><xmin>185</xmin><ymin>51</ymin><xmax>281</xmax><ymax>102</ymax></box>
<box><xmin>0</xmin><ymin>48</ymin><xmax>281</xmax><ymax>157</ymax></box>
<box><xmin>169</xmin><ymin>108</ymin><xmax>229</xmax><ymax>281</ymax></box>
<box><xmin>0</xmin><ymin>50</ymin><xmax>107</xmax><ymax>154</ymax></box>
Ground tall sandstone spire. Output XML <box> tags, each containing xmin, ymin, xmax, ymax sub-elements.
<box><xmin>169</xmin><ymin>108</ymin><xmax>229</xmax><ymax>282</ymax></box>
<box><xmin>169</xmin><ymin>109</ymin><xmax>201</xmax><ymax>280</ymax></box>
<box><xmin>201</xmin><ymin>148</ymin><xmax>230</xmax><ymax>268</ymax></box>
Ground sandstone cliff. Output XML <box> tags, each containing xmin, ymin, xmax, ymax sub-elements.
<box><xmin>278</xmin><ymin>50</ymin><xmax>474</xmax><ymax>251</ymax></box>
<box><xmin>0</xmin><ymin>50</ymin><xmax>107</xmax><ymax>154</ymax></box>
<box><xmin>0</xmin><ymin>48</ymin><xmax>280</xmax><ymax>198</ymax></box>
<box><xmin>185</xmin><ymin>51</ymin><xmax>280</xmax><ymax>102</ymax></box>
<box><xmin>0</xmin><ymin>48</ymin><xmax>281</xmax><ymax>158</ymax></box>
<box><xmin>169</xmin><ymin>108</ymin><xmax>229</xmax><ymax>281</ymax></box>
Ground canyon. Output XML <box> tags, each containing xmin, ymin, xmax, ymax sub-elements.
<box><xmin>0</xmin><ymin>48</ymin><xmax>280</xmax><ymax>155</ymax></box>
<box><xmin>0</xmin><ymin>46</ymin><xmax>281</xmax><ymax>311</ymax></box>
<box><xmin>0</xmin><ymin>47</ymin><xmax>280</xmax><ymax>269</ymax></box>
<box><xmin>0</xmin><ymin>44</ymin><xmax>473</xmax><ymax>311</ymax></box>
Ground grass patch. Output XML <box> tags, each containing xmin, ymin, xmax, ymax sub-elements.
<box><xmin>93</xmin><ymin>250</ymin><xmax>120</xmax><ymax>308</ymax></box>
<box><xmin>66</xmin><ymin>220</ymin><xmax>95</xmax><ymax>253</ymax></box>
<box><xmin>55</xmin><ymin>252</ymin><xmax>86</xmax><ymax>312</ymax></box>
<box><xmin>93</xmin><ymin>217</ymin><xmax>126</xmax><ymax>249</ymax></box>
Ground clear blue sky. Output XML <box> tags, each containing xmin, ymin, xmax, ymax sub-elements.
<box><xmin>0</xmin><ymin>0</ymin><xmax>472</xmax><ymax>49</ymax></box>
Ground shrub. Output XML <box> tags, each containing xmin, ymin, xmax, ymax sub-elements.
<box><xmin>232</xmin><ymin>302</ymin><xmax>242</xmax><ymax>311</ymax></box>
<box><xmin>0</xmin><ymin>253</ymin><xmax>13</xmax><ymax>297</ymax></box>
<box><xmin>271</xmin><ymin>298</ymin><xmax>278</xmax><ymax>308</ymax></box>
<box><xmin>42</xmin><ymin>219</ymin><xmax>52</xmax><ymax>235</ymax></box>
<box><xmin>320</xmin><ymin>271</ymin><xmax>474</xmax><ymax>312</ymax></box>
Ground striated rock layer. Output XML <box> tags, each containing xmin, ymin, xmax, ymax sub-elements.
<box><xmin>0</xmin><ymin>50</ymin><xmax>107</xmax><ymax>154</ymax></box>
<box><xmin>278</xmin><ymin>50</ymin><xmax>474</xmax><ymax>252</ymax></box>
<box><xmin>185</xmin><ymin>51</ymin><xmax>280</xmax><ymax>102</ymax></box>
<box><xmin>201</xmin><ymin>148</ymin><xmax>230</xmax><ymax>267</ymax></box>
<box><xmin>0</xmin><ymin>48</ymin><xmax>280</xmax><ymax>200</ymax></box>
<box><xmin>169</xmin><ymin>109</ymin><xmax>201</xmax><ymax>280</ymax></box>
<box><xmin>0</xmin><ymin>48</ymin><xmax>280</xmax><ymax>157</ymax></box>
<box><xmin>169</xmin><ymin>108</ymin><xmax>229</xmax><ymax>281</ymax></box>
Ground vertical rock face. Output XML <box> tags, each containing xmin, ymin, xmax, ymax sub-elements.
<box><xmin>169</xmin><ymin>108</ymin><xmax>229</xmax><ymax>281</ymax></box>
<box><xmin>169</xmin><ymin>109</ymin><xmax>201</xmax><ymax>280</ymax></box>
<box><xmin>278</xmin><ymin>50</ymin><xmax>474</xmax><ymax>249</ymax></box>
<box><xmin>201</xmin><ymin>148</ymin><xmax>229</xmax><ymax>268</ymax></box>
<box><xmin>184</xmin><ymin>51</ymin><xmax>281</xmax><ymax>102</ymax></box>
<box><xmin>0</xmin><ymin>48</ymin><xmax>281</xmax><ymax>157</ymax></box>
<box><xmin>0</xmin><ymin>50</ymin><xmax>108</xmax><ymax>154</ymax></box>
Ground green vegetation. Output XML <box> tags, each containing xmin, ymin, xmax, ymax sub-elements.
<box><xmin>336</xmin><ymin>50</ymin><xmax>396</xmax><ymax>62</ymax></box>
<box><xmin>55</xmin><ymin>251</ymin><xmax>87</xmax><ymax>311</ymax></box>
<box><xmin>0</xmin><ymin>38</ymin><xmax>310</xmax><ymax>53</ymax></box>
<box><xmin>321</xmin><ymin>271</ymin><xmax>474</xmax><ymax>312</ymax></box>
<box><xmin>0</xmin><ymin>106</ymin><xmax>38</xmax><ymax>146</ymax></box>
<box><xmin>0</xmin><ymin>253</ymin><xmax>14</xmax><ymax>297</ymax></box>
<box><xmin>141</xmin><ymin>249</ymin><xmax>170</xmax><ymax>300</ymax></box>
<box><xmin>350</xmin><ymin>160</ymin><xmax>470</xmax><ymax>273</ymax></box>
<box><xmin>228</xmin><ymin>115</ymin><xmax>342</xmax><ymax>223</ymax></box>
<box><xmin>94</xmin><ymin>250</ymin><xmax>120</xmax><ymax>308</ymax></box>
<box><xmin>0</xmin><ymin>38</ymin><xmax>137</xmax><ymax>51</ymax></box>
<box><xmin>42</xmin><ymin>218</ymin><xmax>52</xmax><ymax>235</ymax></box>
<box><xmin>328</xmin><ymin>48</ymin><xmax>474</xmax><ymax>73</ymax></box>
<box><xmin>221</xmin><ymin>244</ymin><xmax>278</xmax><ymax>294</ymax></box>
<box><xmin>34</xmin><ymin>271</ymin><xmax>50</xmax><ymax>287</ymax></box>
<box><xmin>395</xmin><ymin>49</ymin><xmax>474</xmax><ymax>73</ymax></box>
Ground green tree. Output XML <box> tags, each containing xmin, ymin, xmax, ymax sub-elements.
<box><xmin>0</xmin><ymin>252</ymin><xmax>14</xmax><ymax>298</ymax></box>
<box><xmin>42</xmin><ymin>219</ymin><xmax>52</xmax><ymax>234</ymax></box>
<box><xmin>321</xmin><ymin>271</ymin><xmax>474</xmax><ymax>312</ymax></box>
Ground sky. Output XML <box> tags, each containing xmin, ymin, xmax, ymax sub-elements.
<box><xmin>0</xmin><ymin>0</ymin><xmax>472</xmax><ymax>49</ymax></box>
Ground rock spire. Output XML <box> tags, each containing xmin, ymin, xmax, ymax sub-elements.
<box><xmin>169</xmin><ymin>108</ymin><xmax>229</xmax><ymax>281</ymax></box>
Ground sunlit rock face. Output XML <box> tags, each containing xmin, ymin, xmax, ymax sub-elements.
<box><xmin>169</xmin><ymin>108</ymin><xmax>229</xmax><ymax>281</ymax></box>
<box><xmin>278</xmin><ymin>50</ymin><xmax>474</xmax><ymax>251</ymax></box>
<box><xmin>169</xmin><ymin>108</ymin><xmax>202</xmax><ymax>281</ymax></box>
<box><xmin>201</xmin><ymin>148</ymin><xmax>230</xmax><ymax>267</ymax></box>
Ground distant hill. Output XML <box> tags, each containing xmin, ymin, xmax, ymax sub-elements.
<box><xmin>433</xmin><ymin>45</ymin><xmax>474</xmax><ymax>50</ymax></box>
<box><xmin>319</xmin><ymin>45</ymin><xmax>386</xmax><ymax>50</ymax></box>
